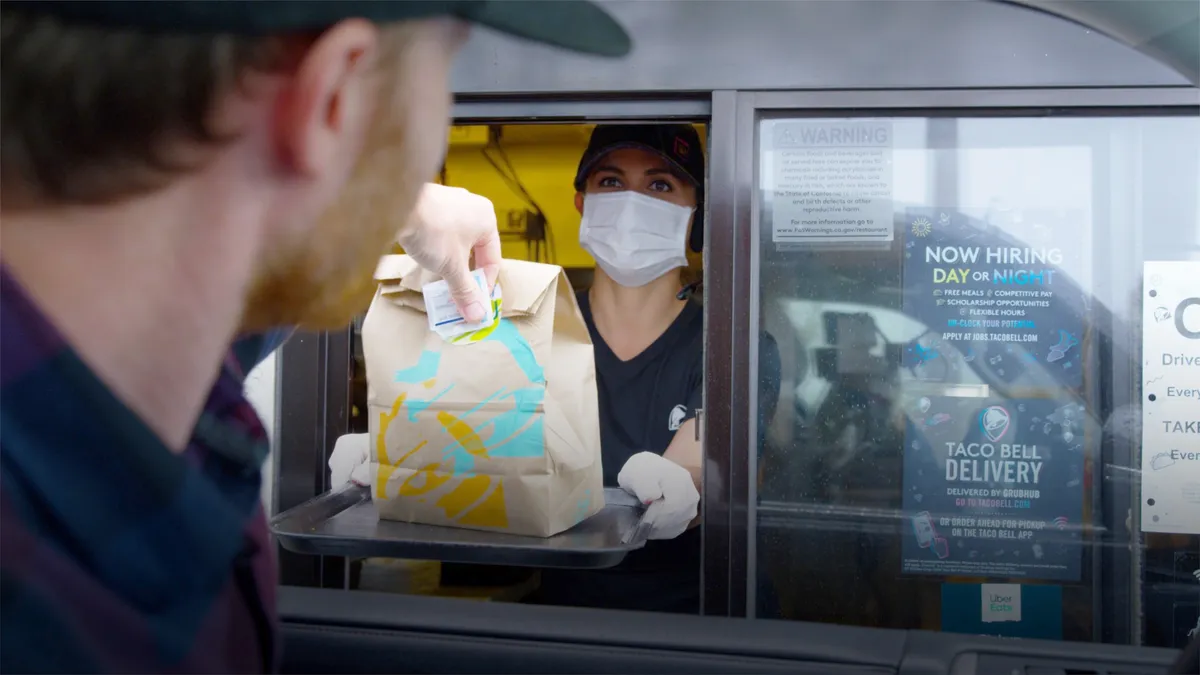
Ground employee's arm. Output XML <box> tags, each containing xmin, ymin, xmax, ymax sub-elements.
<box><xmin>665</xmin><ymin>356</ymin><xmax>705</xmax><ymax>492</ymax></box>
<box><xmin>663</xmin><ymin>421</ymin><xmax>704</xmax><ymax>530</ymax></box>
<box><xmin>663</xmin><ymin>421</ymin><xmax>702</xmax><ymax>493</ymax></box>
<box><xmin>665</xmin><ymin>332</ymin><xmax>780</xmax><ymax>496</ymax></box>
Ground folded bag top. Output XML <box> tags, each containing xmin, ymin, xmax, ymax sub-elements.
<box><xmin>374</xmin><ymin>254</ymin><xmax>560</xmax><ymax>318</ymax></box>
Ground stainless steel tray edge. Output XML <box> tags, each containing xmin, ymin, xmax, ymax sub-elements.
<box><xmin>270</xmin><ymin>485</ymin><xmax>645</xmax><ymax>570</ymax></box>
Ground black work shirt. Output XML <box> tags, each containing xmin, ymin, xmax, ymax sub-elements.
<box><xmin>534</xmin><ymin>293</ymin><xmax>704</xmax><ymax>614</ymax></box>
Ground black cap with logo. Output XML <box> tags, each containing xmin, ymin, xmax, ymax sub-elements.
<box><xmin>2</xmin><ymin>0</ymin><xmax>632</xmax><ymax>57</ymax></box>
<box><xmin>573</xmin><ymin>124</ymin><xmax>706</xmax><ymax>252</ymax></box>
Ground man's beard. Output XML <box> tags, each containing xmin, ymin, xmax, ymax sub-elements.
<box><xmin>239</xmin><ymin>124</ymin><xmax>426</xmax><ymax>334</ymax></box>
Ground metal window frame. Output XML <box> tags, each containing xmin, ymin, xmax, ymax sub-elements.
<box><xmin>275</xmin><ymin>328</ymin><xmax>355</xmax><ymax>588</ymax></box>
<box><xmin>453</xmin><ymin>95</ymin><xmax>712</xmax><ymax>123</ymax></box>
<box><xmin>704</xmin><ymin>86</ymin><xmax>1197</xmax><ymax>636</ymax></box>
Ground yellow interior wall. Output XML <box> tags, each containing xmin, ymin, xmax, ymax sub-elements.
<box><xmin>440</xmin><ymin>124</ymin><xmax>707</xmax><ymax>269</ymax></box>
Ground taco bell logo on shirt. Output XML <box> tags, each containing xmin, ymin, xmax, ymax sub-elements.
<box><xmin>981</xmin><ymin>584</ymin><xmax>1022</xmax><ymax>623</ymax></box>
<box><xmin>668</xmin><ymin>404</ymin><xmax>688</xmax><ymax>431</ymax></box>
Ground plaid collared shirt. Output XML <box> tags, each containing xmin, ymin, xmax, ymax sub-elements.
<box><xmin>1</xmin><ymin>265</ymin><xmax>289</xmax><ymax>673</ymax></box>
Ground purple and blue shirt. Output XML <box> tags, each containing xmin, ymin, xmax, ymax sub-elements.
<box><xmin>1</xmin><ymin>264</ymin><xmax>288</xmax><ymax>673</ymax></box>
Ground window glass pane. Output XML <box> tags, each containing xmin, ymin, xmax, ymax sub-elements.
<box><xmin>754</xmin><ymin>113</ymin><xmax>1199</xmax><ymax>647</ymax></box>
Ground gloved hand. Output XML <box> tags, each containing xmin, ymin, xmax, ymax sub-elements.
<box><xmin>617</xmin><ymin>452</ymin><xmax>700</xmax><ymax>540</ymax></box>
<box><xmin>397</xmin><ymin>183</ymin><xmax>503</xmax><ymax>323</ymax></box>
<box><xmin>329</xmin><ymin>433</ymin><xmax>371</xmax><ymax>488</ymax></box>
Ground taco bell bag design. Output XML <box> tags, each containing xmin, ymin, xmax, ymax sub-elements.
<box><xmin>362</xmin><ymin>255</ymin><xmax>604</xmax><ymax>537</ymax></box>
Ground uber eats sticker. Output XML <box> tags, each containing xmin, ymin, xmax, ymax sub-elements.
<box><xmin>1141</xmin><ymin>260</ymin><xmax>1200</xmax><ymax>535</ymax></box>
<box><xmin>941</xmin><ymin>583</ymin><xmax>1063</xmax><ymax>640</ymax></box>
<box><xmin>901</xmin><ymin>396</ymin><xmax>1085</xmax><ymax>582</ymax></box>
<box><xmin>981</xmin><ymin>583</ymin><xmax>1021</xmax><ymax>623</ymax></box>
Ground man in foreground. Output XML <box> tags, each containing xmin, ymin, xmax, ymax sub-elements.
<box><xmin>0</xmin><ymin>2</ymin><xmax>630</xmax><ymax>672</ymax></box>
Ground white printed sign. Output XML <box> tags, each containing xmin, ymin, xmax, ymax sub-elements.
<box><xmin>768</xmin><ymin>120</ymin><xmax>894</xmax><ymax>246</ymax></box>
<box><xmin>1140</xmin><ymin>260</ymin><xmax>1200</xmax><ymax>535</ymax></box>
<box><xmin>981</xmin><ymin>583</ymin><xmax>1022</xmax><ymax>623</ymax></box>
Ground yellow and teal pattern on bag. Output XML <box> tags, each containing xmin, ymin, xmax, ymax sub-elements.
<box><xmin>445</xmin><ymin>285</ymin><xmax>504</xmax><ymax>345</ymax></box>
<box><xmin>373</xmin><ymin>294</ymin><xmax>548</xmax><ymax>530</ymax></box>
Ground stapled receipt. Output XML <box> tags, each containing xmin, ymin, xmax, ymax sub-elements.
<box><xmin>421</xmin><ymin>268</ymin><xmax>502</xmax><ymax>343</ymax></box>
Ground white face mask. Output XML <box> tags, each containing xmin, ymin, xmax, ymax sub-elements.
<box><xmin>578</xmin><ymin>191</ymin><xmax>693</xmax><ymax>288</ymax></box>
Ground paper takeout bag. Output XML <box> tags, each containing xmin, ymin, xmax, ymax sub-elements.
<box><xmin>362</xmin><ymin>255</ymin><xmax>604</xmax><ymax>537</ymax></box>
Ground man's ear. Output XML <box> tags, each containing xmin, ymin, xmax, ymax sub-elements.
<box><xmin>274</xmin><ymin>19</ymin><xmax>380</xmax><ymax>177</ymax></box>
<box><xmin>574</xmin><ymin>191</ymin><xmax>584</xmax><ymax>215</ymax></box>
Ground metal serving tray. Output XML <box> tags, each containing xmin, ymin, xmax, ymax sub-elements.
<box><xmin>270</xmin><ymin>485</ymin><xmax>646</xmax><ymax>569</ymax></box>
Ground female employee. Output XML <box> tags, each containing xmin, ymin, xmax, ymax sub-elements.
<box><xmin>530</xmin><ymin>123</ymin><xmax>711</xmax><ymax>613</ymax></box>
<box><xmin>536</xmin><ymin>124</ymin><xmax>782</xmax><ymax>613</ymax></box>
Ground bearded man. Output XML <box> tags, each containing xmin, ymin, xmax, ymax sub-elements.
<box><xmin>0</xmin><ymin>2</ymin><xmax>629</xmax><ymax>672</ymax></box>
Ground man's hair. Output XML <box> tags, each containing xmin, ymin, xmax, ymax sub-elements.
<box><xmin>0</xmin><ymin>10</ymin><xmax>298</xmax><ymax>207</ymax></box>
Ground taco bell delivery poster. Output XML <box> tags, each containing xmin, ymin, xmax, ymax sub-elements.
<box><xmin>901</xmin><ymin>396</ymin><xmax>1084</xmax><ymax>582</ymax></box>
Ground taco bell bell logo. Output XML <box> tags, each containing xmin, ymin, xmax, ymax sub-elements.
<box><xmin>980</xmin><ymin>406</ymin><xmax>1011</xmax><ymax>442</ymax></box>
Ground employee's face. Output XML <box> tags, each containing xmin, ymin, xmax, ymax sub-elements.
<box><xmin>574</xmin><ymin>148</ymin><xmax>698</xmax><ymax>214</ymax></box>
<box><xmin>241</xmin><ymin>19</ymin><xmax>469</xmax><ymax>332</ymax></box>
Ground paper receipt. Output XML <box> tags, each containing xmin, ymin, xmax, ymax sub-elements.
<box><xmin>421</xmin><ymin>269</ymin><xmax>501</xmax><ymax>343</ymax></box>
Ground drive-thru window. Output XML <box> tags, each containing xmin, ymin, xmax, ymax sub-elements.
<box><xmin>262</xmin><ymin>0</ymin><xmax>1200</xmax><ymax>667</ymax></box>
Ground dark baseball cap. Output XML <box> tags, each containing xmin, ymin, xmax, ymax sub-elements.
<box><xmin>574</xmin><ymin>124</ymin><xmax>706</xmax><ymax>251</ymax></box>
<box><xmin>2</xmin><ymin>1</ymin><xmax>632</xmax><ymax>57</ymax></box>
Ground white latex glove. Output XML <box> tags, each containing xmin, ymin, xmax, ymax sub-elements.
<box><xmin>617</xmin><ymin>452</ymin><xmax>700</xmax><ymax>541</ymax></box>
<box><xmin>397</xmin><ymin>184</ymin><xmax>502</xmax><ymax>323</ymax></box>
<box><xmin>329</xmin><ymin>433</ymin><xmax>371</xmax><ymax>488</ymax></box>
